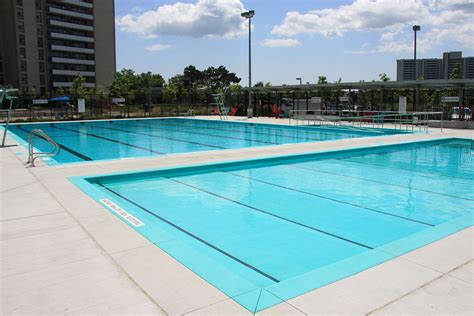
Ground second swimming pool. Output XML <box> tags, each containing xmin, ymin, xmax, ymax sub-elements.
<box><xmin>72</xmin><ymin>138</ymin><xmax>473</xmax><ymax>312</ymax></box>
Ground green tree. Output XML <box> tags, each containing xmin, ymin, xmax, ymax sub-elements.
<box><xmin>317</xmin><ymin>76</ymin><xmax>328</xmax><ymax>84</ymax></box>
<box><xmin>202</xmin><ymin>66</ymin><xmax>241</xmax><ymax>92</ymax></box>
<box><xmin>109</xmin><ymin>69</ymin><xmax>137</xmax><ymax>104</ymax></box>
<box><xmin>450</xmin><ymin>63</ymin><xmax>462</xmax><ymax>79</ymax></box>
<box><xmin>70</xmin><ymin>75</ymin><xmax>88</xmax><ymax>102</ymax></box>
<box><xmin>162</xmin><ymin>80</ymin><xmax>178</xmax><ymax>103</ymax></box>
<box><xmin>379</xmin><ymin>73</ymin><xmax>390</xmax><ymax>82</ymax></box>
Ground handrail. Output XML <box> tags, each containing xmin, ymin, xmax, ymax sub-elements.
<box><xmin>184</xmin><ymin>109</ymin><xmax>195</xmax><ymax>119</ymax></box>
<box><xmin>27</xmin><ymin>129</ymin><xmax>61</xmax><ymax>167</ymax></box>
<box><xmin>289</xmin><ymin>110</ymin><xmax>444</xmax><ymax>133</ymax></box>
<box><xmin>1</xmin><ymin>108</ymin><xmax>13</xmax><ymax>147</ymax></box>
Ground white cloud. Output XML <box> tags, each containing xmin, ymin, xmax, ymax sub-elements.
<box><xmin>261</xmin><ymin>38</ymin><xmax>301</xmax><ymax>47</ymax></box>
<box><xmin>272</xmin><ymin>0</ymin><xmax>474</xmax><ymax>53</ymax></box>
<box><xmin>146</xmin><ymin>44</ymin><xmax>172</xmax><ymax>52</ymax></box>
<box><xmin>117</xmin><ymin>0</ymin><xmax>247</xmax><ymax>39</ymax></box>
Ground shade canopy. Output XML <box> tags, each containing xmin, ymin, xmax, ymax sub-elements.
<box><xmin>49</xmin><ymin>96</ymin><xmax>70</xmax><ymax>102</ymax></box>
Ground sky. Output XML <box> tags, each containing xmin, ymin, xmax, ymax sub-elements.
<box><xmin>115</xmin><ymin>0</ymin><xmax>474</xmax><ymax>85</ymax></box>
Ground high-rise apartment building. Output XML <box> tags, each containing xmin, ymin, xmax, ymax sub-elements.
<box><xmin>0</xmin><ymin>0</ymin><xmax>116</xmax><ymax>95</ymax></box>
<box><xmin>396</xmin><ymin>51</ymin><xmax>474</xmax><ymax>81</ymax></box>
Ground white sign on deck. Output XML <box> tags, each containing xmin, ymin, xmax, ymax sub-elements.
<box><xmin>441</xmin><ymin>96</ymin><xmax>459</xmax><ymax>103</ymax></box>
<box><xmin>399</xmin><ymin>96</ymin><xmax>407</xmax><ymax>113</ymax></box>
<box><xmin>78</xmin><ymin>98</ymin><xmax>85</xmax><ymax>113</ymax></box>
<box><xmin>100</xmin><ymin>198</ymin><xmax>145</xmax><ymax>227</ymax></box>
<box><xmin>33</xmin><ymin>99</ymin><xmax>48</xmax><ymax>104</ymax></box>
<box><xmin>339</xmin><ymin>96</ymin><xmax>350</xmax><ymax>102</ymax></box>
<box><xmin>112</xmin><ymin>97</ymin><xmax>126</xmax><ymax>103</ymax></box>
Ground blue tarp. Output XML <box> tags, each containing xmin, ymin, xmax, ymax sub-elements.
<box><xmin>49</xmin><ymin>96</ymin><xmax>70</xmax><ymax>102</ymax></box>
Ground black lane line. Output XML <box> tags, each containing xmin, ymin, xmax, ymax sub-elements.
<box><xmin>113</xmin><ymin>121</ymin><xmax>280</xmax><ymax>145</ymax></box>
<box><xmin>288</xmin><ymin>164</ymin><xmax>474</xmax><ymax>202</ymax></box>
<box><xmin>338</xmin><ymin>158</ymin><xmax>473</xmax><ymax>181</ymax></box>
<box><xmin>16</xmin><ymin>125</ymin><xmax>92</xmax><ymax>161</ymax></box>
<box><xmin>168</xmin><ymin>178</ymin><xmax>373</xmax><ymax>250</ymax></box>
<box><xmin>88</xmin><ymin>123</ymin><xmax>227</xmax><ymax>149</ymax></box>
<box><xmin>225</xmin><ymin>171</ymin><xmax>435</xmax><ymax>227</ymax></box>
<box><xmin>98</xmin><ymin>183</ymin><xmax>280</xmax><ymax>283</ymax></box>
<box><xmin>50</xmin><ymin>124</ymin><xmax>166</xmax><ymax>155</ymax></box>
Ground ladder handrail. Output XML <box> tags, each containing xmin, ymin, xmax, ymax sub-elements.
<box><xmin>27</xmin><ymin>129</ymin><xmax>60</xmax><ymax>166</ymax></box>
<box><xmin>184</xmin><ymin>109</ymin><xmax>195</xmax><ymax>119</ymax></box>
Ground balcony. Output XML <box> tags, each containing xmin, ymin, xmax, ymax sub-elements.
<box><xmin>50</xmin><ymin>19</ymin><xmax>94</xmax><ymax>31</ymax></box>
<box><xmin>52</xmin><ymin>57</ymin><xmax>95</xmax><ymax>65</ymax></box>
<box><xmin>53</xmin><ymin>82</ymin><xmax>96</xmax><ymax>88</ymax></box>
<box><xmin>62</xmin><ymin>0</ymin><xmax>94</xmax><ymax>9</ymax></box>
<box><xmin>51</xmin><ymin>32</ymin><xmax>94</xmax><ymax>43</ymax></box>
<box><xmin>52</xmin><ymin>69</ymin><xmax>96</xmax><ymax>77</ymax></box>
<box><xmin>51</xmin><ymin>45</ymin><xmax>94</xmax><ymax>54</ymax></box>
<box><xmin>49</xmin><ymin>7</ymin><xmax>93</xmax><ymax>20</ymax></box>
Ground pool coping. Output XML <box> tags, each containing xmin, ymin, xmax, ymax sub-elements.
<box><xmin>68</xmin><ymin>137</ymin><xmax>473</xmax><ymax>313</ymax></box>
<box><xmin>2</xmin><ymin>117</ymin><xmax>473</xmax><ymax>315</ymax></box>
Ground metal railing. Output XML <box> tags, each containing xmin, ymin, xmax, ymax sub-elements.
<box><xmin>289</xmin><ymin>110</ymin><xmax>444</xmax><ymax>133</ymax></box>
<box><xmin>27</xmin><ymin>129</ymin><xmax>60</xmax><ymax>167</ymax></box>
<box><xmin>184</xmin><ymin>109</ymin><xmax>195</xmax><ymax>119</ymax></box>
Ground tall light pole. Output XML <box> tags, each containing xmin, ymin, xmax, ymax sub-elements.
<box><xmin>296</xmin><ymin>77</ymin><xmax>302</xmax><ymax>85</ymax></box>
<box><xmin>413</xmin><ymin>25</ymin><xmax>420</xmax><ymax>111</ymax></box>
<box><xmin>241</xmin><ymin>10</ymin><xmax>255</xmax><ymax>118</ymax></box>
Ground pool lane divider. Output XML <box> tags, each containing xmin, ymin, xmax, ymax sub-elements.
<box><xmin>16</xmin><ymin>125</ymin><xmax>93</xmax><ymax>161</ymax></box>
<box><xmin>168</xmin><ymin>177</ymin><xmax>374</xmax><ymax>250</ymax></box>
<box><xmin>50</xmin><ymin>124</ymin><xmax>166</xmax><ymax>155</ymax></box>
<box><xmin>225</xmin><ymin>171</ymin><xmax>434</xmax><ymax>227</ymax></box>
<box><xmin>97</xmin><ymin>183</ymin><xmax>280</xmax><ymax>283</ymax></box>
<box><xmin>87</xmin><ymin>123</ymin><xmax>227</xmax><ymax>150</ymax></box>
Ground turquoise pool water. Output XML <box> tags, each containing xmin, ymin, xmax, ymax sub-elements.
<box><xmin>71</xmin><ymin>138</ymin><xmax>473</xmax><ymax>312</ymax></box>
<box><xmin>6</xmin><ymin>118</ymin><xmax>403</xmax><ymax>164</ymax></box>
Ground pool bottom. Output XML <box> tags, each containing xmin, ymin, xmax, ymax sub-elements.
<box><xmin>70</xmin><ymin>138</ymin><xmax>473</xmax><ymax>312</ymax></box>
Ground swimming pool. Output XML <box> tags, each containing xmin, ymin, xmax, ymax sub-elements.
<box><xmin>6</xmin><ymin>118</ymin><xmax>404</xmax><ymax>164</ymax></box>
<box><xmin>72</xmin><ymin>138</ymin><xmax>473</xmax><ymax>312</ymax></box>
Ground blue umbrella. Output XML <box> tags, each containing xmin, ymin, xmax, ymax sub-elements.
<box><xmin>49</xmin><ymin>96</ymin><xmax>70</xmax><ymax>102</ymax></box>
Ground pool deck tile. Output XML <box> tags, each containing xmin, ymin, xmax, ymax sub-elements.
<box><xmin>400</xmin><ymin>227</ymin><xmax>473</xmax><ymax>273</ymax></box>
<box><xmin>1</xmin><ymin>255</ymin><xmax>164</xmax><ymax>315</ymax></box>
<box><xmin>371</xmin><ymin>271</ymin><xmax>473</xmax><ymax>315</ymax></box>
<box><xmin>111</xmin><ymin>244</ymin><xmax>229</xmax><ymax>315</ymax></box>
<box><xmin>1</xmin><ymin>117</ymin><xmax>473</xmax><ymax>315</ymax></box>
<box><xmin>449</xmin><ymin>260</ymin><xmax>473</xmax><ymax>285</ymax></box>
<box><xmin>286</xmin><ymin>256</ymin><xmax>442</xmax><ymax>315</ymax></box>
<box><xmin>78</xmin><ymin>212</ymin><xmax>152</xmax><ymax>254</ymax></box>
<box><xmin>1</xmin><ymin>212</ymin><xmax>75</xmax><ymax>241</ymax></box>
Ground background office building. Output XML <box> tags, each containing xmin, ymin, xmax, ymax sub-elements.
<box><xmin>397</xmin><ymin>51</ymin><xmax>474</xmax><ymax>81</ymax></box>
<box><xmin>0</xmin><ymin>0</ymin><xmax>116</xmax><ymax>95</ymax></box>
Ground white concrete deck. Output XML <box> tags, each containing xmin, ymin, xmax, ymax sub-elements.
<box><xmin>1</xmin><ymin>116</ymin><xmax>473</xmax><ymax>315</ymax></box>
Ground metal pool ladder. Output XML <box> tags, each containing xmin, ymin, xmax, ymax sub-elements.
<box><xmin>184</xmin><ymin>109</ymin><xmax>195</xmax><ymax>119</ymax></box>
<box><xmin>27</xmin><ymin>129</ymin><xmax>60</xmax><ymax>167</ymax></box>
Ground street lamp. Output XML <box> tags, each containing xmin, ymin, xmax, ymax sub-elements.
<box><xmin>413</xmin><ymin>24</ymin><xmax>420</xmax><ymax>111</ymax></box>
<box><xmin>296</xmin><ymin>77</ymin><xmax>302</xmax><ymax>85</ymax></box>
<box><xmin>241</xmin><ymin>10</ymin><xmax>255</xmax><ymax>118</ymax></box>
